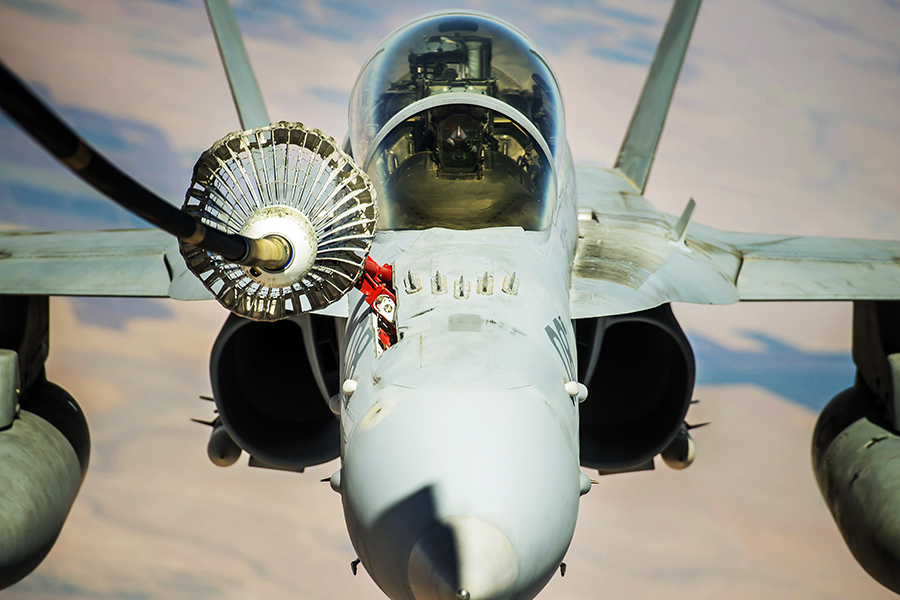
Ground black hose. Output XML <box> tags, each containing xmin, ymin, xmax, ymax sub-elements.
<box><xmin>0</xmin><ymin>59</ymin><xmax>250</xmax><ymax>262</ymax></box>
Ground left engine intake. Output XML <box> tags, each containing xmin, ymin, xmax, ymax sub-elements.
<box><xmin>210</xmin><ymin>313</ymin><xmax>341</xmax><ymax>469</ymax></box>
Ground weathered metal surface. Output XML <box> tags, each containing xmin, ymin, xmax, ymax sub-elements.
<box><xmin>0</xmin><ymin>410</ymin><xmax>82</xmax><ymax>589</ymax></box>
<box><xmin>0</xmin><ymin>229</ymin><xmax>210</xmax><ymax>300</ymax></box>
<box><xmin>0</xmin><ymin>350</ymin><xmax>17</xmax><ymax>430</ymax></box>
<box><xmin>570</xmin><ymin>166</ymin><xmax>740</xmax><ymax>319</ymax></box>
<box><xmin>852</xmin><ymin>301</ymin><xmax>900</xmax><ymax>431</ymax></box>
<box><xmin>813</xmin><ymin>385</ymin><xmax>900</xmax><ymax>594</ymax></box>
<box><xmin>811</xmin><ymin>302</ymin><xmax>900</xmax><ymax>594</ymax></box>
<box><xmin>336</xmin><ymin>143</ymin><xmax>581</xmax><ymax>599</ymax></box>
<box><xmin>207</xmin><ymin>423</ymin><xmax>242</xmax><ymax>467</ymax></box>
<box><xmin>571</xmin><ymin>165</ymin><xmax>900</xmax><ymax>319</ymax></box>
<box><xmin>733</xmin><ymin>234</ymin><xmax>900</xmax><ymax>301</ymax></box>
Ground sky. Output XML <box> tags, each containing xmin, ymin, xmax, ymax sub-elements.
<box><xmin>1</xmin><ymin>0</ymin><xmax>899</xmax><ymax>598</ymax></box>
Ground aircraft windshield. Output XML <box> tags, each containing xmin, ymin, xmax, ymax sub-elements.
<box><xmin>367</xmin><ymin>104</ymin><xmax>556</xmax><ymax>231</ymax></box>
<box><xmin>349</xmin><ymin>12</ymin><xmax>565</xmax><ymax>169</ymax></box>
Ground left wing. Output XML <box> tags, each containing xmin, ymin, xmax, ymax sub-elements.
<box><xmin>0</xmin><ymin>0</ymin><xmax>272</xmax><ymax>305</ymax></box>
<box><xmin>0</xmin><ymin>229</ymin><xmax>211</xmax><ymax>300</ymax></box>
<box><xmin>0</xmin><ymin>228</ymin><xmax>352</xmax><ymax>316</ymax></box>
<box><xmin>571</xmin><ymin>166</ymin><xmax>900</xmax><ymax>319</ymax></box>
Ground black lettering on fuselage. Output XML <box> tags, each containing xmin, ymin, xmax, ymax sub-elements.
<box><xmin>545</xmin><ymin>316</ymin><xmax>575</xmax><ymax>380</ymax></box>
<box><xmin>344</xmin><ymin>299</ymin><xmax>374</xmax><ymax>380</ymax></box>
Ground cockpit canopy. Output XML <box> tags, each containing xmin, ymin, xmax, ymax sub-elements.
<box><xmin>349</xmin><ymin>12</ymin><xmax>564</xmax><ymax>231</ymax></box>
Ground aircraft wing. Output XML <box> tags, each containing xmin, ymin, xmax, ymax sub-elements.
<box><xmin>570</xmin><ymin>165</ymin><xmax>900</xmax><ymax>318</ymax></box>
<box><xmin>0</xmin><ymin>229</ymin><xmax>212</xmax><ymax>300</ymax></box>
<box><xmin>0</xmin><ymin>228</ymin><xmax>353</xmax><ymax>315</ymax></box>
<box><xmin>701</xmin><ymin>230</ymin><xmax>900</xmax><ymax>302</ymax></box>
<box><xmin>0</xmin><ymin>1</ymin><xmax>351</xmax><ymax>317</ymax></box>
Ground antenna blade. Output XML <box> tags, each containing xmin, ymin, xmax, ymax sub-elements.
<box><xmin>204</xmin><ymin>0</ymin><xmax>270</xmax><ymax>129</ymax></box>
<box><xmin>670</xmin><ymin>197</ymin><xmax>696</xmax><ymax>242</ymax></box>
<box><xmin>614</xmin><ymin>0</ymin><xmax>702</xmax><ymax>194</ymax></box>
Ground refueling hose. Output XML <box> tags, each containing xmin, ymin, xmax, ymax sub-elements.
<box><xmin>0</xmin><ymin>60</ymin><xmax>289</xmax><ymax>269</ymax></box>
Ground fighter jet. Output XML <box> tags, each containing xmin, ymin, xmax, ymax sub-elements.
<box><xmin>1</xmin><ymin>0</ymin><xmax>899</xmax><ymax>598</ymax></box>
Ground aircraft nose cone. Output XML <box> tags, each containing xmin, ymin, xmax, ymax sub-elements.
<box><xmin>408</xmin><ymin>516</ymin><xmax>518</xmax><ymax>600</ymax></box>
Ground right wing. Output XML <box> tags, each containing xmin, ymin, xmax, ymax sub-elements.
<box><xmin>570</xmin><ymin>166</ymin><xmax>900</xmax><ymax>319</ymax></box>
<box><xmin>701</xmin><ymin>230</ymin><xmax>900</xmax><ymax>302</ymax></box>
<box><xmin>572</xmin><ymin>0</ymin><xmax>900</xmax><ymax>318</ymax></box>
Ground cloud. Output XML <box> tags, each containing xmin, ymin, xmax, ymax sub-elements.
<box><xmin>231</xmin><ymin>0</ymin><xmax>361</xmax><ymax>43</ymax></box>
<box><xmin>69</xmin><ymin>298</ymin><xmax>175</xmax><ymax>330</ymax></box>
<box><xmin>590</xmin><ymin>46</ymin><xmax>653</xmax><ymax>66</ymax></box>
<box><xmin>136</xmin><ymin>0</ymin><xmax>190</xmax><ymax>5</ymax></box>
<box><xmin>130</xmin><ymin>46</ymin><xmax>206</xmax><ymax>69</ymax></box>
<box><xmin>306</xmin><ymin>86</ymin><xmax>351</xmax><ymax>106</ymax></box>
<box><xmin>598</xmin><ymin>5</ymin><xmax>663</xmax><ymax>27</ymax></box>
<box><xmin>12</xmin><ymin>567</ymin><xmax>229</xmax><ymax>599</ymax></box>
<box><xmin>10</xmin><ymin>573</ymin><xmax>134</xmax><ymax>599</ymax></box>
<box><xmin>1</xmin><ymin>1</ymin><xmax>899</xmax><ymax>598</ymax></box>
<box><xmin>0</xmin><ymin>180</ymin><xmax>147</xmax><ymax>230</ymax></box>
<box><xmin>690</xmin><ymin>330</ymin><xmax>854</xmax><ymax>412</ymax></box>
<box><xmin>797</xmin><ymin>107</ymin><xmax>900</xmax><ymax>200</ymax></box>
<box><xmin>0</xmin><ymin>0</ymin><xmax>83</xmax><ymax>23</ymax></box>
<box><xmin>760</xmin><ymin>0</ymin><xmax>899</xmax><ymax>54</ymax></box>
<box><xmin>837</xmin><ymin>49</ymin><xmax>900</xmax><ymax>75</ymax></box>
<box><xmin>0</xmin><ymin>81</ymin><xmax>195</xmax><ymax>230</ymax></box>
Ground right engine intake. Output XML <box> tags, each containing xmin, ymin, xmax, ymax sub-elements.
<box><xmin>210</xmin><ymin>313</ymin><xmax>342</xmax><ymax>470</ymax></box>
<box><xmin>576</xmin><ymin>303</ymin><xmax>695</xmax><ymax>471</ymax></box>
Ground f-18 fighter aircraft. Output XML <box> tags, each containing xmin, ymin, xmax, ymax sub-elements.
<box><xmin>1</xmin><ymin>0</ymin><xmax>900</xmax><ymax>598</ymax></box>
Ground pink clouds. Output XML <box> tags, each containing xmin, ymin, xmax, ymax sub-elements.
<box><xmin>1</xmin><ymin>0</ymin><xmax>899</xmax><ymax>597</ymax></box>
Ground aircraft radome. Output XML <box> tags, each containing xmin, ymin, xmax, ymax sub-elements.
<box><xmin>0</xmin><ymin>1</ymin><xmax>899</xmax><ymax>599</ymax></box>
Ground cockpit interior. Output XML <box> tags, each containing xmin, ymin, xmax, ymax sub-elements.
<box><xmin>349</xmin><ymin>13</ymin><xmax>565</xmax><ymax>232</ymax></box>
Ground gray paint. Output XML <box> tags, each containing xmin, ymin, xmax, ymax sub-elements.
<box><xmin>337</xmin><ymin>146</ymin><xmax>581</xmax><ymax>599</ymax></box>
<box><xmin>570</xmin><ymin>166</ymin><xmax>900</xmax><ymax>319</ymax></box>
<box><xmin>852</xmin><ymin>302</ymin><xmax>900</xmax><ymax>431</ymax></box>
<box><xmin>0</xmin><ymin>229</ymin><xmax>211</xmax><ymax>300</ymax></box>
<box><xmin>0</xmin><ymin>0</ymin><xmax>899</xmax><ymax>597</ymax></box>
<box><xmin>614</xmin><ymin>0</ymin><xmax>702</xmax><ymax>194</ymax></box>
<box><xmin>203</xmin><ymin>0</ymin><xmax>270</xmax><ymax>130</ymax></box>
<box><xmin>813</xmin><ymin>386</ymin><xmax>900</xmax><ymax>594</ymax></box>
<box><xmin>0</xmin><ymin>350</ymin><xmax>18</xmax><ymax>430</ymax></box>
<box><xmin>0</xmin><ymin>411</ymin><xmax>82</xmax><ymax>589</ymax></box>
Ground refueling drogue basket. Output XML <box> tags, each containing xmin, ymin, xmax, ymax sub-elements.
<box><xmin>180</xmin><ymin>122</ymin><xmax>377</xmax><ymax>321</ymax></box>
